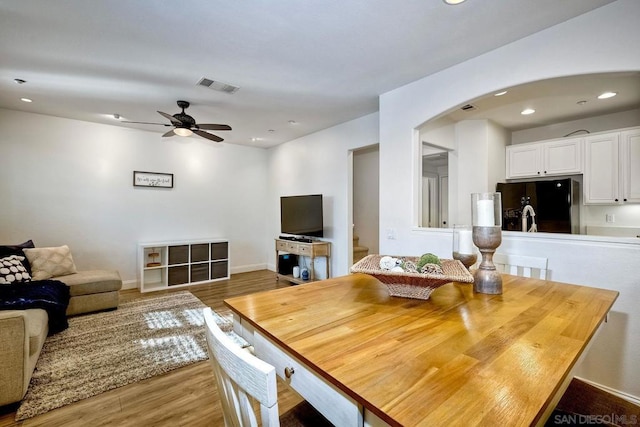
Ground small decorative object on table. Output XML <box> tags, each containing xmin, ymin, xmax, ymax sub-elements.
<box><xmin>471</xmin><ymin>192</ymin><xmax>503</xmax><ymax>294</ymax></box>
<box><xmin>452</xmin><ymin>225</ymin><xmax>477</xmax><ymax>269</ymax></box>
<box><xmin>146</xmin><ymin>248</ymin><xmax>161</xmax><ymax>267</ymax></box>
<box><xmin>351</xmin><ymin>254</ymin><xmax>473</xmax><ymax>300</ymax></box>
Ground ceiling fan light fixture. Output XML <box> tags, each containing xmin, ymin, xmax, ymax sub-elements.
<box><xmin>174</xmin><ymin>127</ymin><xmax>193</xmax><ymax>137</ymax></box>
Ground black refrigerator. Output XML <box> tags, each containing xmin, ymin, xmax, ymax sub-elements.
<box><xmin>496</xmin><ymin>178</ymin><xmax>580</xmax><ymax>234</ymax></box>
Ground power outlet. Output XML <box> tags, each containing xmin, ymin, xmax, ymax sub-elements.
<box><xmin>606</xmin><ymin>214</ymin><xmax>615</xmax><ymax>223</ymax></box>
<box><xmin>386</xmin><ymin>228</ymin><xmax>395</xmax><ymax>240</ymax></box>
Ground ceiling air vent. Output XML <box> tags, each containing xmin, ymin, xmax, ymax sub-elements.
<box><xmin>197</xmin><ymin>77</ymin><xmax>240</xmax><ymax>94</ymax></box>
<box><xmin>460</xmin><ymin>104</ymin><xmax>476</xmax><ymax>111</ymax></box>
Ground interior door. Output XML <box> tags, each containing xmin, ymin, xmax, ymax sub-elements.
<box><xmin>440</xmin><ymin>175</ymin><xmax>448</xmax><ymax>227</ymax></box>
<box><xmin>422</xmin><ymin>174</ymin><xmax>439</xmax><ymax>228</ymax></box>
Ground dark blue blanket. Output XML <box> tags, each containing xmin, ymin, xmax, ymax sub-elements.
<box><xmin>0</xmin><ymin>280</ymin><xmax>70</xmax><ymax>335</ymax></box>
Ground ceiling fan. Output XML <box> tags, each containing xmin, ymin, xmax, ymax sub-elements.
<box><xmin>122</xmin><ymin>100</ymin><xmax>232</xmax><ymax>142</ymax></box>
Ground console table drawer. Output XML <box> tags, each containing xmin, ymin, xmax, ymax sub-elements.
<box><xmin>253</xmin><ymin>332</ymin><xmax>361</xmax><ymax>427</ymax></box>
<box><xmin>276</xmin><ymin>240</ymin><xmax>301</xmax><ymax>253</ymax></box>
<box><xmin>297</xmin><ymin>244</ymin><xmax>311</xmax><ymax>255</ymax></box>
<box><xmin>286</xmin><ymin>242</ymin><xmax>300</xmax><ymax>253</ymax></box>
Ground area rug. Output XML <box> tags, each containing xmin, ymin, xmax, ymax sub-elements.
<box><xmin>16</xmin><ymin>291</ymin><xmax>236</xmax><ymax>420</ymax></box>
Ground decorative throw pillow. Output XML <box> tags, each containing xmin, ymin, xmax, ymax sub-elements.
<box><xmin>0</xmin><ymin>239</ymin><xmax>35</xmax><ymax>273</ymax></box>
<box><xmin>23</xmin><ymin>245</ymin><xmax>78</xmax><ymax>281</ymax></box>
<box><xmin>0</xmin><ymin>255</ymin><xmax>32</xmax><ymax>284</ymax></box>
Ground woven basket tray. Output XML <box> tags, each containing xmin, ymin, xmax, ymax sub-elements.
<box><xmin>350</xmin><ymin>254</ymin><xmax>474</xmax><ymax>300</ymax></box>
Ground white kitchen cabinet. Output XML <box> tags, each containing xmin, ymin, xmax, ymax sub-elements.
<box><xmin>584</xmin><ymin>127</ymin><xmax>640</xmax><ymax>205</ymax></box>
<box><xmin>506</xmin><ymin>144</ymin><xmax>541</xmax><ymax>178</ymax></box>
<box><xmin>584</xmin><ymin>128</ymin><xmax>640</xmax><ymax>205</ymax></box>
<box><xmin>584</xmin><ymin>132</ymin><xmax>619</xmax><ymax>204</ymax></box>
<box><xmin>621</xmin><ymin>128</ymin><xmax>640</xmax><ymax>203</ymax></box>
<box><xmin>506</xmin><ymin>138</ymin><xmax>582</xmax><ymax>179</ymax></box>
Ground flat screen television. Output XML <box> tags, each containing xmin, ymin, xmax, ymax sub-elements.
<box><xmin>280</xmin><ymin>194</ymin><xmax>324</xmax><ymax>238</ymax></box>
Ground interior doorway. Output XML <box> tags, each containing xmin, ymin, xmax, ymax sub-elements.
<box><xmin>349</xmin><ymin>144</ymin><xmax>380</xmax><ymax>266</ymax></box>
<box><xmin>421</xmin><ymin>149</ymin><xmax>449</xmax><ymax>228</ymax></box>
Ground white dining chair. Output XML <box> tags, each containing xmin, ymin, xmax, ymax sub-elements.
<box><xmin>203</xmin><ymin>308</ymin><xmax>333</xmax><ymax>427</ymax></box>
<box><xmin>493</xmin><ymin>253</ymin><xmax>548</xmax><ymax>279</ymax></box>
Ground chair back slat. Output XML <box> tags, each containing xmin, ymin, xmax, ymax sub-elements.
<box><xmin>204</xmin><ymin>307</ymin><xmax>280</xmax><ymax>427</ymax></box>
<box><xmin>493</xmin><ymin>253</ymin><xmax>548</xmax><ymax>280</ymax></box>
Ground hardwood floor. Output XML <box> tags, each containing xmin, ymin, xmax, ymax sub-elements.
<box><xmin>0</xmin><ymin>270</ymin><xmax>303</xmax><ymax>427</ymax></box>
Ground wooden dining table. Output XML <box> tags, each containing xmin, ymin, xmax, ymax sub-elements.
<box><xmin>224</xmin><ymin>273</ymin><xmax>618</xmax><ymax>426</ymax></box>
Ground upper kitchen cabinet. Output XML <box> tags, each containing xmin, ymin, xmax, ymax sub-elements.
<box><xmin>584</xmin><ymin>127</ymin><xmax>640</xmax><ymax>204</ymax></box>
<box><xmin>620</xmin><ymin>128</ymin><xmax>640</xmax><ymax>203</ymax></box>
<box><xmin>506</xmin><ymin>138</ymin><xmax>582</xmax><ymax>179</ymax></box>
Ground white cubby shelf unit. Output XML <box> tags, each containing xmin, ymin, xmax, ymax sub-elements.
<box><xmin>137</xmin><ymin>239</ymin><xmax>229</xmax><ymax>293</ymax></box>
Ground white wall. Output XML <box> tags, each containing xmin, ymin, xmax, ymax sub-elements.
<box><xmin>353</xmin><ymin>145</ymin><xmax>380</xmax><ymax>255</ymax></box>
<box><xmin>512</xmin><ymin>108</ymin><xmax>640</xmax><ymax>144</ymax></box>
<box><xmin>379</xmin><ymin>0</ymin><xmax>640</xmax><ymax>399</ymax></box>
<box><xmin>0</xmin><ymin>109</ymin><xmax>269</xmax><ymax>285</ymax></box>
<box><xmin>267</xmin><ymin>112</ymin><xmax>379</xmax><ymax>278</ymax></box>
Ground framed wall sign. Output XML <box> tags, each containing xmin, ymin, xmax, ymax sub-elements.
<box><xmin>133</xmin><ymin>171</ymin><xmax>174</xmax><ymax>188</ymax></box>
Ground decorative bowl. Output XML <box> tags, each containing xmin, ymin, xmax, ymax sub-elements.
<box><xmin>350</xmin><ymin>254</ymin><xmax>474</xmax><ymax>300</ymax></box>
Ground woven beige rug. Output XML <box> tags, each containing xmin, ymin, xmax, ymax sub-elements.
<box><xmin>16</xmin><ymin>292</ymin><xmax>233</xmax><ymax>421</ymax></box>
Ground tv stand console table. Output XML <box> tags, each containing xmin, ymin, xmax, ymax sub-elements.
<box><xmin>275</xmin><ymin>238</ymin><xmax>331</xmax><ymax>284</ymax></box>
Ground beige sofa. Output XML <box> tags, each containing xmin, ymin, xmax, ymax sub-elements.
<box><xmin>0</xmin><ymin>269</ymin><xmax>122</xmax><ymax>407</ymax></box>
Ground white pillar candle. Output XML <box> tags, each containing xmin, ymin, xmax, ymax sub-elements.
<box><xmin>476</xmin><ymin>199</ymin><xmax>495</xmax><ymax>226</ymax></box>
<box><xmin>458</xmin><ymin>229</ymin><xmax>474</xmax><ymax>254</ymax></box>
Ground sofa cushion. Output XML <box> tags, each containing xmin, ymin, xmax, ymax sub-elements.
<box><xmin>55</xmin><ymin>270</ymin><xmax>122</xmax><ymax>296</ymax></box>
<box><xmin>0</xmin><ymin>240</ymin><xmax>35</xmax><ymax>273</ymax></box>
<box><xmin>0</xmin><ymin>255</ymin><xmax>32</xmax><ymax>284</ymax></box>
<box><xmin>23</xmin><ymin>245</ymin><xmax>77</xmax><ymax>280</ymax></box>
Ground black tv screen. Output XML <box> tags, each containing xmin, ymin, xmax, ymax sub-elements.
<box><xmin>280</xmin><ymin>194</ymin><xmax>324</xmax><ymax>238</ymax></box>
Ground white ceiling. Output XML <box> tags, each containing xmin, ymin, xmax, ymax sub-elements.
<box><xmin>0</xmin><ymin>0</ymin><xmax>618</xmax><ymax>148</ymax></box>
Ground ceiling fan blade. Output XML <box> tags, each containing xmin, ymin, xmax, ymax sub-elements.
<box><xmin>120</xmin><ymin>120</ymin><xmax>171</xmax><ymax>126</ymax></box>
<box><xmin>162</xmin><ymin>129</ymin><xmax>176</xmax><ymax>138</ymax></box>
<box><xmin>193</xmin><ymin>129</ymin><xmax>223</xmax><ymax>142</ymax></box>
<box><xmin>158</xmin><ymin>111</ymin><xmax>183</xmax><ymax>126</ymax></box>
<box><xmin>196</xmin><ymin>124</ymin><xmax>232</xmax><ymax>131</ymax></box>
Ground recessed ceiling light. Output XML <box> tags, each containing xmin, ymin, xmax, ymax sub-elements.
<box><xmin>268</xmin><ymin>129</ymin><xmax>275</xmax><ymax>133</ymax></box>
<box><xmin>288</xmin><ymin>120</ymin><xmax>297</xmax><ymax>125</ymax></box>
<box><xmin>494</xmin><ymin>91</ymin><xmax>508</xmax><ymax>96</ymax></box>
<box><xmin>251</xmin><ymin>137</ymin><xmax>262</xmax><ymax>142</ymax></box>
<box><xmin>14</xmin><ymin>78</ymin><xmax>27</xmax><ymax>84</ymax></box>
<box><xmin>597</xmin><ymin>92</ymin><xmax>617</xmax><ymax>99</ymax></box>
<box><xmin>521</xmin><ymin>108</ymin><xmax>535</xmax><ymax>115</ymax></box>
<box><xmin>20</xmin><ymin>97</ymin><xmax>33</xmax><ymax>103</ymax></box>
<box><xmin>443</xmin><ymin>0</ymin><xmax>466</xmax><ymax>4</ymax></box>
<box><xmin>577</xmin><ymin>100</ymin><xmax>587</xmax><ymax>105</ymax></box>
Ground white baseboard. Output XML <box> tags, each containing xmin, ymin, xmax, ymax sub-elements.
<box><xmin>575</xmin><ymin>376</ymin><xmax>640</xmax><ymax>406</ymax></box>
<box><xmin>121</xmin><ymin>279</ymin><xmax>137</xmax><ymax>290</ymax></box>
<box><xmin>230</xmin><ymin>263</ymin><xmax>267</xmax><ymax>274</ymax></box>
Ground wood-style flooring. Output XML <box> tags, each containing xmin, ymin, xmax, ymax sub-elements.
<box><xmin>1</xmin><ymin>270</ymin><xmax>637</xmax><ymax>426</ymax></box>
<box><xmin>0</xmin><ymin>270</ymin><xmax>303</xmax><ymax>427</ymax></box>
